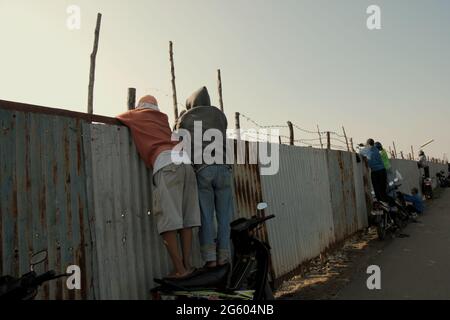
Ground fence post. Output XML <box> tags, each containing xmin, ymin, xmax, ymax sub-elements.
<box><xmin>342</xmin><ymin>126</ymin><xmax>350</xmax><ymax>152</ymax></box>
<box><xmin>392</xmin><ymin>141</ymin><xmax>398</xmax><ymax>159</ymax></box>
<box><xmin>217</xmin><ymin>69</ymin><xmax>224</xmax><ymax>112</ymax></box>
<box><xmin>327</xmin><ymin>132</ymin><xmax>331</xmax><ymax>150</ymax></box>
<box><xmin>400</xmin><ymin>151</ymin><xmax>404</xmax><ymax>159</ymax></box>
<box><xmin>169</xmin><ymin>41</ymin><xmax>179</xmax><ymax>120</ymax></box>
<box><xmin>87</xmin><ymin>13</ymin><xmax>102</xmax><ymax>114</ymax></box>
<box><xmin>127</xmin><ymin>88</ymin><xmax>136</xmax><ymax>110</ymax></box>
<box><xmin>317</xmin><ymin>125</ymin><xmax>323</xmax><ymax>149</ymax></box>
<box><xmin>350</xmin><ymin>138</ymin><xmax>355</xmax><ymax>152</ymax></box>
<box><xmin>287</xmin><ymin>121</ymin><xmax>294</xmax><ymax>146</ymax></box>
<box><xmin>411</xmin><ymin>145</ymin><xmax>415</xmax><ymax>160</ymax></box>
<box><xmin>235</xmin><ymin>112</ymin><xmax>241</xmax><ymax>140</ymax></box>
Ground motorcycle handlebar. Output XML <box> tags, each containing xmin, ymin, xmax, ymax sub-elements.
<box><xmin>32</xmin><ymin>271</ymin><xmax>57</xmax><ymax>287</ymax></box>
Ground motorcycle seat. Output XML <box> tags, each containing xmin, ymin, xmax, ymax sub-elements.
<box><xmin>154</xmin><ymin>263</ymin><xmax>231</xmax><ymax>291</ymax></box>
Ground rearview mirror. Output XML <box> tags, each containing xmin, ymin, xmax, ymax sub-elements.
<box><xmin>30</xmin><ymin>250</ymin><xmax>47</xmax><ymax>270</ymax></box>
<box><xmin>257</xmin><ymin>202</ymin><xmax>268</xmax><ymax>211</ymax></box>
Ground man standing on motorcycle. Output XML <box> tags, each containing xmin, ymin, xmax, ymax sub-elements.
<box><xmin>361</xmin><ymin>139</ymin><xmax>396</xmax><ymax>209</ymax></box>
<box><xmin>117</xmin><ymin>95</ymin><xmax>201</xmax><ymax>279</ymax></box>
<box><xmin>375</xmin><ymin>142</ymin><xmax>393</xmax><ymax>180</ymax></box>
<box><xmin>176</xmin><ymin>87</ymin><xmax>234</xmax><ymax>269</ymax></box>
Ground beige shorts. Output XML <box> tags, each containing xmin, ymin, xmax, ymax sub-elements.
<box><xmin>152</xmin><ymin>163</ymin><xmax>201</xmax><ymax>234</ymax></box>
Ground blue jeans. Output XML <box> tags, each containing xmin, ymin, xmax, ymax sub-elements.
<box><xmin>196</xmin><ymin>165</ymin><xmax>234</xmax><ymax>263</ymax></box>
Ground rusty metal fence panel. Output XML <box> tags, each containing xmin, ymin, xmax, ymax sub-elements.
<box><xmin>0</xmin><ymin>108</ymin><xmax>95</xmax><ymax>299</ymax></box>
<box><xmin>326</xmin><ymin>150</ymin><xmax>360</xmax><ymax>242</ymax></box>
<box><xmin>260</xmin><ymin>145</ymin><xmax>336</xmax><ymax>279</ymax></box>
<box><xmin>231</xmin><ymin>140</ymin><xmax>268</xmax><ymax>242</ymax></box>
<box><xmin>259</xmin><ymin>145</ymin><xmax>370</xmax><ymax>281</ymax></box>
<box><xmin>352</xmin><ymin>154</ymin><xmax>370</xmax><ymax>230</ymax></box>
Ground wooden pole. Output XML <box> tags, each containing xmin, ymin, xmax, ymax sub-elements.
<box><xmin>392</xmin><ymin>141</ymin><xmax>398</xmax><ymax>159</ymax></box>
<box><xmin>169</xmin><ymin>41</ymin><xmax>179</xmax><ymax>119</ymax></box>
<box><xmin>350</xmin><ymin>138</ymin><xmax>355</xmax><ymax>152</ymax></box>
<box><xmin>127</xmin><ymin>88</ymin><xmax>136</xmax><ymax>110</ymax></box>
<box><xmin>235</xmin><ymin>112</ymin><xmax>241</xmax><ymax>140</ymax></box>
<box><xmin>217</xmin><ymin>69</ymin><xmax>224</xmax><ymax>112</ymax></box>
<box><xmin>278</xmin><ymin>136</ymin><xmax>282</xmax><ymax>145</ymax></box>
<box><xmin>342</xmin><ymin>126</ymin><xmax>350</xmax><ymax>152</ymax></box>
<box><xmin>327</xmin><ymin>132</ymin><xmax>331</xmax><ymax>150</ymax></box>
<box><xmin>317</xmin><ymin>125</ymin><xmax>323</xmax><ymax>149</ymax></box>
<box><xmin>87</xmin><ymin>13</ymin><xmax>102</xmax><ymax>114</ymax></box>
<box><xmin>287</xmin><ymin>121</ymin><xmax>294</xmax><ymax>146</ymax></box>
<box><xmin>411</xmin><ymin>145</ymin><xmax>415</xmax><ymax>160</ymax></box>
<box><xmin>400</xmin><ymin>151</ymin><xmax>404</xmax><ymax>159</ymax></box>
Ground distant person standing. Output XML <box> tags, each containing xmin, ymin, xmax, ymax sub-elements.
<box><xmin>418</xmin><ymin>150</ymin><xmax>430</xmax><ymax>178</ymax></box>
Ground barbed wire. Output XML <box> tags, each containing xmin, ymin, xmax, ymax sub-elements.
<box><xmin>240</xmin><ymin>113</ymin><xmax>289</xmax><ymax>129</ymax></box>
<box><xmin>329</xmin><ymin>137</ymin><xmax>348</xmax><ymax>145</ymax></box>
<box><xmin>328</xmin><ymin>131</ymin><xmax>346</xmax><ymax>138</ymax></box>
<box><xmin>148</xmin><ymin>87</ymin><xmax>187</xmax><ymax>109</ymax></box>
<box><xmin>239</xmin><ymin>113</ymin><xmax>350</xmax><ymax>141</ymax></box>
<box><xmin>291</xmin><ymin>123</ymin><xmax>323</xmax><ymax>134</ymax></box>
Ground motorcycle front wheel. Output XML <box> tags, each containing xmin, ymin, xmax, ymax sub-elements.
<box><xmin>376</xmin><ymin>216</ymin><xmax>386</xmax><ymax>240</ymax></box>
<box><xmin>261</xmin><ymin>282</ymin><xmax>274</xmax><ymax>300</ymax></box>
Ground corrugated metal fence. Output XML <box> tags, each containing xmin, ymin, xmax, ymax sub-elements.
<box><xmin>260</xmin><ymin>146</ymin><xmax>370</xmax><ymax>281</ymax></box>
<box><xmin>1</xmin><ymin>101</ymin><xmax>448</xmax><ymax>298</ymax></box>
<box><xmin>0</xmin><ymin>107</ymin><xmax>95</xmax><ymax>299</ymax></box>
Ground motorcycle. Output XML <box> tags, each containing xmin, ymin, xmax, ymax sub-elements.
<box><xmin>421</xmin><ymin>175</ymin><xmax>433</xmax><ymax>199</ymax></box>
<box><xmin>370</xmin><ymin>174</ymin><xmax>407</xmax><ymax>240</ymax></box>
<box><xmin>0</xmin><ymin>250</ymin><xmax>68</xmax><ymax>300</ymax></box>
<box><xmin>387</xmin><ymin>176</ymin><xmax>415</xmax><ymax>226</ymax></box>
<box><xmin>436</xmin><ymin>171</ymin><xmax>449</xmax><ymax>188</ymax></box>
<box><xmin>151</xmin><ymin>202</ymin><xmax>275</xmax><ymax>300</ymax></box>
<box><xmin>371</xmin><ymin>200</ymin><xmax>400</xmax><ymax>240</ymax></box>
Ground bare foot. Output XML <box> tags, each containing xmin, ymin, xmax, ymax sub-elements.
<box><xmin>165</xmin><ymin>268</ymin><xmax>194</xmax><ymax>279</ymax></box>
<box><xmin>204</xmin><ymin>261</ymin><xmax>217</xmax><ymax>268</ymax></box>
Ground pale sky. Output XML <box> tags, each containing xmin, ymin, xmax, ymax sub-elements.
<box><xmin>0</xmin><ymin>0</ymin><xmax>449</xmax><ymax>160</ymax></box>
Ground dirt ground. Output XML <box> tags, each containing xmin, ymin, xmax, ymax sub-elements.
<box><xmin>275</xmin><ymin>228</ymin><xmax>382</xmax><ymax>300</ymax></box>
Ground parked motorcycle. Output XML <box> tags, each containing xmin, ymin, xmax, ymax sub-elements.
<box><xmin>151</xmin><ymin>202</ymin><xmax>275</xmax><ymax>300</ymax></box>
<box><xmin>370</xmin><ymin>198</ymin><xmax>407</xmax><ymax>240</ymax></box>
<box><xmin>436</xmin><ymin>171</ymin><xmax>449</xmax><ymax>188</ymax></box>
<box><xmin>421</xmin><ymin>175</ymin><xmax>433</xmax><ymax>199</ymax></box>
<box><xmin>370</xmin><ymin>174</ymin><xmax>407</xmax><ymax>240</ymax></box>
<box><xmin>0</xmin><ymin>250</ymin><xmax>68</xmax><ymax>300</ymax></box>
<box><xmin>387</xmin><ymin>177</ymin><xmax>414</xmax><ymax>226</ymax></box>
